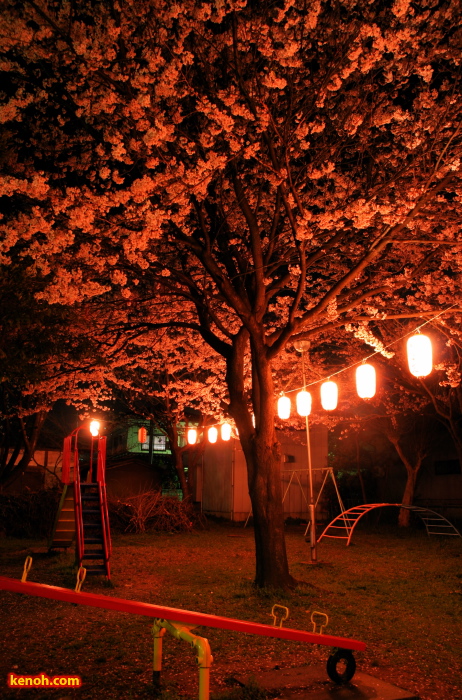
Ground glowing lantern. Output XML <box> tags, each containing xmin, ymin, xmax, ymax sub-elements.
<box><xmin>208</xmin><ymin>426</ymin><xmax>218</xmax><ymax>443</ymax></box>
<box><xmin>187</xmin><ymin>428</ymin><xmax>197</xmax><ymax>445</ymax></box>
<box><xmin>251</xmin><ymin>414</ymin><xmax>255</xmax><ymax>427</ymax></box>
<box><xmin>407</xmin><ymin>333</ymin><xmax>433</xmax><ymax>377</ymax></box>
<box><xmin>221</xmin><ymin>422</ymin><xmax>232</xmax><ymax>441</ymax></box>
<box><xmin>356</xmin><ymin>364</ymin><xmax>376</xmax><ymax>399</ymax></box>
<box><xmin>138</xmin><ymin>427</ymin><xmax>147</xmax><ymax>444</ymax></box>
<box><xmin>296</xmin><ymin>390</ymin><xmax>312</xmax><ymax>417</ymax></box>
<box><xmin>277</xmin><ymin>395</ymin><xmax>291</xmax><ymax>419</ymax></box>
<box><xmin>321</xmin><ymin>381</ymin><xmax>338</xmax><ymax>410</ymax></box>
<box><xmin>89</xmin><ymin>420</ymin><xmax>100</xmax><ymax>437</ymax></box>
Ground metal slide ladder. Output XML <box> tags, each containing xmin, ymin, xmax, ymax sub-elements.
<box><xmin>318</xmin><ymin>503</ymin><xmax>462</xmax><ymax>546</ymax></box>
<box><xmin>48</xmin><ymin>485</ymin><xmax>75</xmax><ymax>549</ymax></box>
<box><xmin>49</xmin><ymin>431</ymin><xmax>111</xmax><ymax>578</ymax></box>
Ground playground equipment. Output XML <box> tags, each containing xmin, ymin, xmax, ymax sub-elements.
<box><xmin>244</xmin><ymin>466</ymin><xmax>347</xmax><ymax>532</ymax></box>
<box><xmin>318</xmin><ymin>503</ymin><xmax>462</xmax><ymax>546</ymax></box>
<box><xmin>49</xmin><ymin>425</ymin><xmax>111</xmax><ymax>578</ymax></box>
<box><xmin>0</xmin><ymin>562</ymin><xmax>366</xmax><ymax>699</ymax></box>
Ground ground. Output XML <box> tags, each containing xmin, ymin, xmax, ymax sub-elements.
<box><xmin>0</xmin><ymin>519</ymin><xmax>461</xmax><ymax>700</ymax></box>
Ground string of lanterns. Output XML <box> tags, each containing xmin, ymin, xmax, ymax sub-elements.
<box><xmin>187</xmin><ymin>422</ymin><xmax>232</xmax><ymax>445</ymax></box>
<box><xmin>141</xmin><ymin>321</ymin><xmax>441</xmax><ymax>445</ymax></box>
<box><xmin>277</xmin><ymin>330</ymin><xmax>434</xmax><ymax>419</ymax></box>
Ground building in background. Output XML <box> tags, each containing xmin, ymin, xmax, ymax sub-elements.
<box><xmin>195</xmin><ymin>425</ymin><xmax>329</xmax><ymax>522</ymax></box>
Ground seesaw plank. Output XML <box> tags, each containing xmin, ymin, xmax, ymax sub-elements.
<box><xmin>0</xmin><ymin>576</ymin><xmax>366</xmax><ymax>652</ymax></box>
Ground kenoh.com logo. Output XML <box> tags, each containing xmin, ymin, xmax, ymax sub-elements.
<box><xmin>8</xmin><ymin>672</ymin><xmax>82</xmax><ymax>688</ymax></box>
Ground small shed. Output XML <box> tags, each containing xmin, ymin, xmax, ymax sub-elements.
<box><xmin>197</xmin><ymin>426</ymin><xmax>328</xmax><ymax>522</ymax></box>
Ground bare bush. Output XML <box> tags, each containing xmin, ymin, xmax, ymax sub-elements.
<box><xmin>108</xmin><ymin>491</ymin><xmax>206</xmax><ymax>534</ymax></box>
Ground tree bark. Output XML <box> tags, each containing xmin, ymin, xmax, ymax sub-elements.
<box><xmin>165</xmin><ymin>423</ymin><xmax>191</xmax><ymax>499</ymax></box>
<box><xmin>398</xmin><ymin>470</ymin><xmax>417</xmax><ymax>527</ymax></box>
<box><xmin>226</xmin><ymin>330</ymin><xmax>295</xmax><ymax>589</ymax></box>
<box><xmin>0</xmin><ymin>411</ymin><xmax>47</xmax><ymax>489</ymax></box>
<box><xmin>240</xmin><ymin>429</ymin><xmax>295</xmax><ymax>588</ymax></box>
<box><xmin>386</xmin><ymin>431</ymin><xmax>423</xmax><ymax>528</ymax></box>
<box><xmin>355</xmin><ymin>433</ymin><xmax>367</xmax><ymax>503</ymax></box>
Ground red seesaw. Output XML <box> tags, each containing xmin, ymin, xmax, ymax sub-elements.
<box><xmin>0</xmin><ymin>573</ymin><xmax>366</xmax><ymax>698</ymax></box>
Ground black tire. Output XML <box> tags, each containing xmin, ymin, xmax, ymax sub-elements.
<box><xmin>326</xmin><ymin>649</ymin><xmax>356</xmax><ymax>684</ymax></box>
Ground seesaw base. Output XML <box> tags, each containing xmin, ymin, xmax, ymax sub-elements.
<box><xmin>237</xmin><ymin>666</ymin><xmax>419</xmax><ymax>700</ymax></box>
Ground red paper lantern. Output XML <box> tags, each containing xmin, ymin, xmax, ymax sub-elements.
<box><xmin>356</xmin><ymin>364</ymin><xmax>376</xmax><ymax>399</ymax></box>
<box><xmin>321</xmin><ymin>381</ymin><xmax>338</xmax><ymax>410</ymax></box>
<box><xmin>407</xmin><ymin>334</ymin><xmax>432</xmax><ymax>377</ymax></box>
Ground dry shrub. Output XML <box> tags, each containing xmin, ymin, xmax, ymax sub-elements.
<box><xmin>109</xmin><ymin>491</ymin><xmax>206</xmax><ymax>534</ymax></box>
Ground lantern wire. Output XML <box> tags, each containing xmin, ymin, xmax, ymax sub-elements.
<box><xmin>180</xmin><ymin>305</ymin><xmax>459</xmax><ymax>437</ymax></box>
<box><xmin>287</xmin><ymin>303</ymin><xmax>458</xmax><ymax>396</ymax></box>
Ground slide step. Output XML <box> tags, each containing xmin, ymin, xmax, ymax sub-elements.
<box><xmin>84</xmin><ymin>565</ymin><xmax>107</xmax><ymax>575</ymax></box>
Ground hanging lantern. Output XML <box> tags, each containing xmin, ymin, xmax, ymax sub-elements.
<box><xmin>208</xmin><ymin>426</ymin><xmax>218</xmax><ymax>443</ymax></box>
<box><xmin>356</xmin><ymin>363</ymin><xmax>376</xmax><ymax>399</ymax></box>
<box><xmin>251</xmin><ymin>414</ymin><xmax>255</xmax><ymax>427</ymax></box>
<box><xmin>321</xmin><ymin>381</ymin><xmax>338</xmax><ymax>410</ymax></box>
<box><xmin>89</xmin><ymin>420</ymin><xmax>100</xmax><ymax>437</ymax></box>
<box><xmin>221</xmin><ymin>422</ymin><xmax>232</xmax><ymax>441</ymax></box>
<box><xmin>187</xmin><ymin>428</ymin><xmax>197</xmax><ymax>445</ymax></box>
<box><xmin>407</xmin><ymin>333</ymin><xmax>433</xmax><ymax>377</ymax></box>
<box><xmin>296</xmin><ymin>390</ymin><xmax>312</xmax><ymax>417</ymax></box>
<box><xmin>138</xmin><ymin>426</ymin><xmax>147</xmax><ymax>444</ymax></box>
<box><xmin>277</xmin><ymin>395</ymin><xmax>291</xmax><ymax>419</ymax></box>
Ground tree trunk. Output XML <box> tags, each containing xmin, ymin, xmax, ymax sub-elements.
<box><xmin>166</xmin><ymin>423</ymin><xmax>191</xmax><ymax>499</ymax></box>
<box><xmin>0</xmin><ymin>410</ymin><xmax>47</xmax><ymax>488</ymax></box>
<box><xmin>174</xmin><ymin>449</ymin><xmax>190</xmax><ymax>499</ymax></box>
<box><xmin>226</xmin><ymin>330</ymin><xmax>295</xmax><ymax>589</ymax></box>
<box><xmin>241</xmin><ymin>429</ymin><xmax>296</xmax><ymax>588</ymax></box>
<box><xmin>398</xmin><ymin>470</ymin><xmax>417</xmax><ymax>526</ymax></box>
<box><xmin>386</xmin><ymin>431</ymin><xmax>422</xmax><ymax>528</ymax></box>
<box><xmin>355</xmin><ymin>433</ymin><xmax>367</xmax><ymax>503</ymax></box>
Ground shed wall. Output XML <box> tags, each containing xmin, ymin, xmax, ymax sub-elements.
<box><xmin>201</xmin><ymin>425</ymin><xmax>328</xmax><ymax>521</ymax></box>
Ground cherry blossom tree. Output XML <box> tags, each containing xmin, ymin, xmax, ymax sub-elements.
<box><xmin>313</xmin><ymin>318</ymin><xmax>462</xmax><ymax>525</ymax></box>
<box><xmin>0</xmin><ymin>262</ymin><xmax>123</xmax><ymax>486</ymax></box>
<box><xmin>105</xmin><ymin>326</ymin><xmax>227</xmax><ymax>498</ymax></box>
<box><xmin>1</xmin><ymin>0</ymin><xmax>462</xmax><ymax>587</ymax></box>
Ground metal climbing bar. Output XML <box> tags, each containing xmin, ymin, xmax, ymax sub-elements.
<box><xmin>318</xmin><ymin>503</ymin><xmax>462</xmax><ymax>546</ymax></box>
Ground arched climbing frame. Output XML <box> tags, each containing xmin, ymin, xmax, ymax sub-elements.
<box><xmin>318</xmin><ymin>503</ymin><xmax>462</xmax><ymax>546</ymax></box>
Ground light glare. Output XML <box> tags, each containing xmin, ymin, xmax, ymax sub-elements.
<box><xmin>296</xmin><ymin>390</ymin><xmax>312</xmax><ymax>416</ymax></box>
<box><xmin>89</xmin><ymin>420</ymin><xmax>100</xmax><ymax>437</ymax></box>
<box><xmin>187</xmin><ymin>428</ymin><xmax>197</xmax><ymax>445</ymax></box>
<box><xmin>356</xmin><ymin>364</ymin><xmax>376</xmax><ymax>399</ymax></box>
<box><xmin>321</xmin><ymin>381</ymin><xmax>338</xmax><ymax>410</ymax></box>
<box><xmin>407</xmin><ymin>334</ymin><xmax>433</xmax><ymax>377</ymax></box>
<box><xmin>221</xmin><ymin>422</ymin><xmax>232</xmax><ymax>441</ymax></box>
<box><xmin>277</xmin><ymin>395</ymin><xmax>291</xmax><ymax>419</ymax></box>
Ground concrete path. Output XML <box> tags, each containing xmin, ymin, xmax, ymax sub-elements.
<box><xmin>238</xmin><ymin>665</ymin><xmax>419</xmax><ymax>700</ymax></box>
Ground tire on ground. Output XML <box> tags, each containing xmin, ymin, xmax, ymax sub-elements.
<box><xmin>326</xmin><ymin>649</ymin><xmax>356</xmax><ymax>683</ymax></box>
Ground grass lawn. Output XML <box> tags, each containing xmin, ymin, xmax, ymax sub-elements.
<box><xmin>0</xmin><ymin>519</ymin><xmax>461</xmax><ymax>700</ymax></box>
